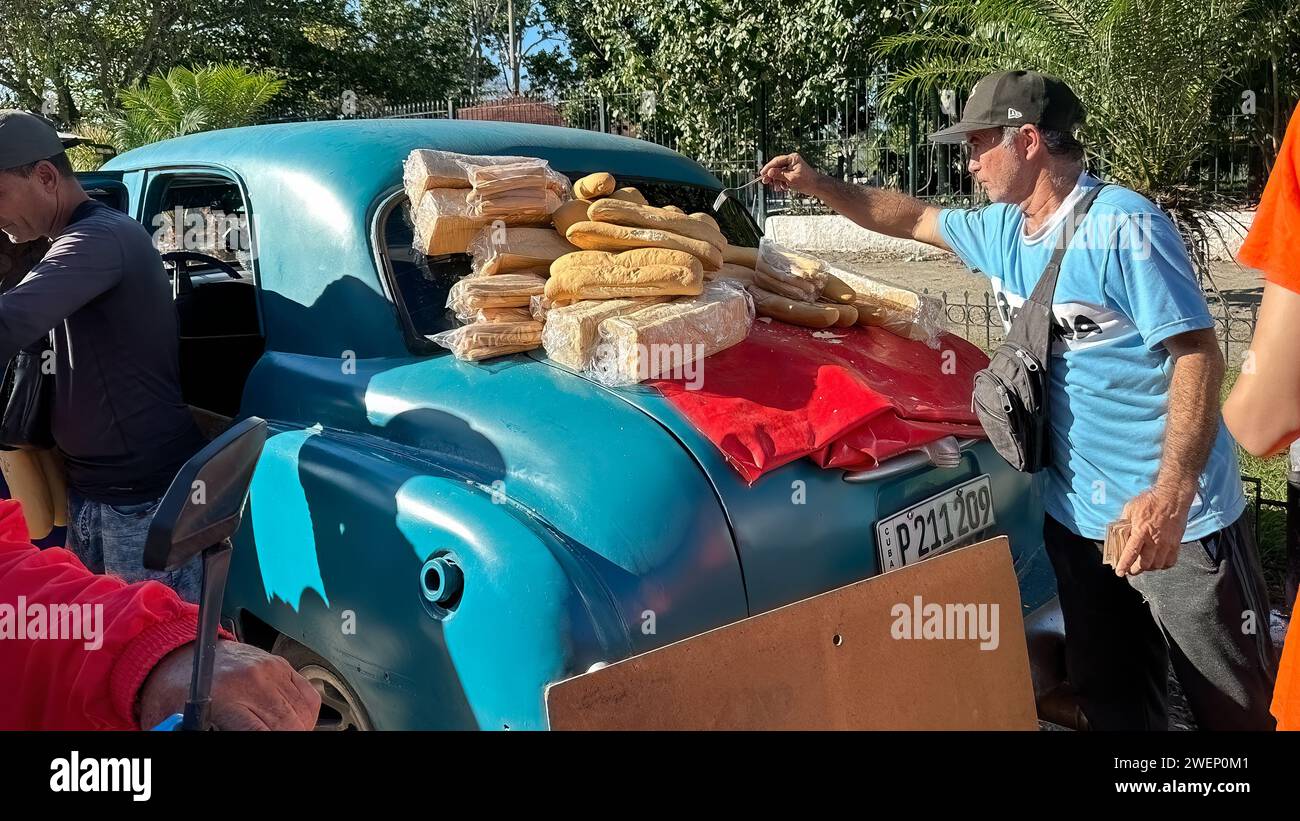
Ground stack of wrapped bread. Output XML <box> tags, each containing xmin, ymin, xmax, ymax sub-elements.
<box><xmin>409</xmin><ymin>155</ymin><xmax>755</xmax><ymax>375</ymax></box>
<box><xmin>405</xmin><ymin>150</ymin><xmax>570</xmax><ymax>257</ymax></box>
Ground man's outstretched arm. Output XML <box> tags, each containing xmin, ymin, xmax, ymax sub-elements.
<box><xmin>760</xmin><ymin>152</ymin><xmax>949</xmax><ymax>251</ymax></box>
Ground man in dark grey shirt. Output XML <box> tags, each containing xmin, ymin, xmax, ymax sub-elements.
<box><xmin>0</xmin><ymin>110</ymin><xmax>205</xmax><ymax>600</ymax></box>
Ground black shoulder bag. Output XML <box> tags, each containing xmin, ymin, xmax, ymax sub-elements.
<box><xmin>970</xmin><ymin>183</ymin><xmax>1107</xmax><ymax>473</ymax></box>
<box><xmin>0</xmin><ymin>333</ymin><xmax>55</xmax><ymax>450</ymax></box>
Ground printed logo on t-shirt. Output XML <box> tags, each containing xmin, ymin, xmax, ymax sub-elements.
<box><xmin>992</xmin><ymin>278</ymin><xmax>1137</xmax><ymax>352</ymax></box>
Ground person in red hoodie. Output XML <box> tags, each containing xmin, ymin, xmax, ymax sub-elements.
<box><xmin>1223</xmin><ymin>101</ymin><xmax>1300</xmax><ymax>731</ymax></box>
<box><xmin>0</xmin><ymin>498</ymin><xmax>319</xmax><ymax>730</ymax></box>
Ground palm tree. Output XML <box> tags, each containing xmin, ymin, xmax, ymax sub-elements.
<box><xmin>877</xmin><ymin>0</ymin><xmax>1258</xmax><ymax>276</ymax></box>
<box><xmin>114</xmin><ymin>65</ymin><xmax>286</xmax><ymax>150</ymax></box>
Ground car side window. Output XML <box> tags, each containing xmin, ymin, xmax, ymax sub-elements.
<box><xmin>381</xmin><ymin>200</ymin><xmax>467</xmax><ymax>338</ymax></box>
<box><xmin>147</xmin><ymin>178</ymin><xmax>254</xmax><ymax>277</ymax></box>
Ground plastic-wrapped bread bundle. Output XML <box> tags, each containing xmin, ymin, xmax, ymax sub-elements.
<box><xmin>541</xmin><ymin>296</ymin><xmax>672</xmax><ymax>370</ymax></box>
<box><xmin>469</xmin><ymin>225</ymin><xmax>577</xmax><ymax>275</ymax></box>
<box><xmin>411</xmin><ymin>189</ymin><xmax>492</xmax><ymax>256</ymax></box>
<box><xmin>545</xmin><ymin>248</ymin><xmax>704</xmax><ymax>302</ymax></box>
<box><xmin>755</xmin><ymin>238</ymin><xmax>829</xmax><ymax>300</ymax></box>
<box><xmin>460</xmin><ymin>158</ymin><xmax>564</xmax><ymax>224</ymax></box>
<box><xmin>474</xmin><ymin>306</ymin><xmax>533</xmax><ymax>323</ymax></box>
<box><xmin>430</xmin><ymin>319</ymin><xmax>544</xmax><ymax>361</ymax></box>
<box><xmin>826</xmin><ymin>263</ymin><xmax>945</xmax><ymax>347</ymax></box>
<box><xmin>446</xmin><ymin>272</ymin><xmax>547</xmax><ymax>321</ymax></box>
<box><xmin>588</xmin><ymin>281</ymin><xmax>754</xmax><ymax>387</ymax></box>
<box><xmin>403</xmin><ymin>149</ymin><xmax>570</xmax><ymax>203</ymax></box>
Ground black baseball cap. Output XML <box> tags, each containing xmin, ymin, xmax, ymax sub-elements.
<box><xmin>0</xmin><ymin>110</ymin><xmax>68</xmax><ymax>170</ymax></box>
<box><xmin>929</xmin><ymin>71</ymin><xmax>1085</xmax><ymax>143</ymax></box>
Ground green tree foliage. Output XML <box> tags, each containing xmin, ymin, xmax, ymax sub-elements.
<box><xmin>878</xmin><ymin>0</ymin><xmax>1265</xmax><ymax>275</ymax></box>
<box><xmin>113</xmin><ymin>65</ymin><xmax>286</xmax><ymax>149</ymax></box>
<box><xmin>878</xmin><ymin>0</ymin><xmax>1257</xmax><ymax>199</ymax></box>
<box><xmin>0</xmin><ymin>0</ymin><xmax>199</xmax><ymax>124</ymax></box>
<box><xmin>545</xmin><ymin>0</ymin><xmax>909</xmax><ymax>161</ymax></box>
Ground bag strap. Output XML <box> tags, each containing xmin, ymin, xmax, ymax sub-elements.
<box><xmin>1022</xmin><ymin>181</ymin><xmax>1109</xmax><ymax>314</ymax></box>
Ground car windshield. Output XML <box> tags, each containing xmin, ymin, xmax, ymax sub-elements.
<box><xmin>379</xmin><ymin>177</ymin><xmax>762</xmax><ymax>340</ymax></box>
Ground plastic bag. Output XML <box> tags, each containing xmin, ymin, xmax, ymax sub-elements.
<box><xmin>540</xmin><ymin>296</ymin><xmax>671</xmax><ymax>371</ymax></box>
<box><xmin>404</xmin><ymin>149</ymin><xmax>571</xmax><ymax>204</ymax></box>
<box><xmin>446</xmin><ymin>273</ymin><xmax>547</xmax><ymax>322</ymax></box>
<box><xmin>587</xmin><ymin>280</ymin><xmax>755</xmax><ymax>387</ymax></box>
<box><xmin>429</xmin><ymin>320</ymin><xmax>544</xmax><ymax>362</ymax></box>
<box><xmin>826</xmin><ymin>263</ymin><xmax>945</xmax><ymax>348</ymax></box>
<box><xmin>467</xmin><ymin>224</ymin><xmax>576</xmax><ymax>276</ymax></box>
<box><xmin>410</xmin><ymin>189</ymin><xmax>492</xmax><ymax>257</ymax></box>
<box><xmin>755</xmin><ymin>238</ymin><xmax>829</xmax><ymax>301</ymax></box>
<box><xmin>456</xmin><ymin>158</ymin><xmax>564</xmax><ymax>225</ymax></box>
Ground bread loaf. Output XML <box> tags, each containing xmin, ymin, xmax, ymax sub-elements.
<box><xmin>590</xmin><ymin>282</ymin><xmax>754</xmax><ymax>386</ymax></box>
<box><xmin>0</xmin><ymin>449</ymin><xmax>53</xmax><ymax>539</ymax></box>
<box><xmin>722</xmin><ymin>244</ymin><xmax>759</xmax><ymax>268</ymax></box>
<box><xmin>545</xmin><ymin>248</ymin><xmax>704</xmax><ymax>302</ymax></box>
<box><xmin>587</xmin><ymin>198</ymin><xmax>726</xmax><ymax>249</ymax></box>
<box><xmin>475</xmin><ymin>306</ymin><xmax>534</xmax><ymax>323</ymax></box>
<box><xmin>447</xmin><ymin>273</ymin><xmax>547</xmax><ymax>320</ymax></box>
<box><xmin>574</xmin><ymin>172</ymin><xmax>616</xmax><ymax>199</ymax></box>
<box><xmin>608</xmin><ymin>187</ymin><xmax>649</xmax><ymax>206</ymax></box>
<box><xmin>552</xmin><ymin>199</ymin><xmax>594</xmax><ymax>235</ymax></box>
<box><xmin>754</xmin><ymin>267</ymin><xmax>818</xmax><ymax>302</ymax></box>
<box><xmin>431</xmin><ymin>319</ymin><xmax>544</xmax><ymax>361</ymax></box>
<box><xmin>469</xmin><ymin>226</ymin><xmax>578</xmax><ymax>275</ymax></box>
<box><xmin>565</xmin><ymin>221</ymin><xmax>722</xmax><ymax>270</ymax></box>
<box><xmin>412</xmin><ymin>189</ymin><xmax>492</xmax><ymax>256</ymax></box>
<box><xmin>541</xmin><ymin>296</ymin><xmax>671</xmax><ymax>370</ymax></box>
<box><xmin>829</xmin><ymin>302</ymin><xmax>859</xmax><ymax>327</ymax></box>
<box><xmin>690</xmin><ymin>212</ymin><xmax>720</xmax><ymax>232</ymax></box>
<box><xmin>821</xmin><ymin>271</ymin><xmax>856</xmax><ymax>304</ymax></box>
<box><xmin>747</xmin><ymin>284</ymin><xmax>840</xmax><ymax>328</ymax></box>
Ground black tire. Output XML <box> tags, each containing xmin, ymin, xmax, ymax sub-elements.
<box><xmin>272</xmin><ymin>636</ymin><xmax>374</xmax><ymax>731</ymax></box>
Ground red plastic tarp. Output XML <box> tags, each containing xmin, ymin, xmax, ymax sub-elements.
<box><xmin>652</xmin><ymin>320</ymin><xmax>988</xmax><ymax>484</ymax></box>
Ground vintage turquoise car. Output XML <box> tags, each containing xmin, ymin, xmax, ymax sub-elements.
<box><xmin>85</xmin><ymin>119</ymin><xmax>1059</xmax><ymax>729</ymax></box>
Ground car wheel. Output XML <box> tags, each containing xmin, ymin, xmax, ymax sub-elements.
<box><xmin>272</xmin><ymin>636</ymin><xmax>374</xmax><ymax>731</ymax></box>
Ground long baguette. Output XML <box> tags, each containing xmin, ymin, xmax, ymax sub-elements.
<box><xmin>565</xmin><ymin>220</ymin><xmax>723</xmax><ymax>270</ymax></box>
<box><xmin>587</xmin><ymin>198</ymin><xmax>727</xmax><ymax>250</ymax></box>
<box><xmin>747</xmin><ymin>284</ymin><xmax>839</xmax><ymax>328</ymax></box>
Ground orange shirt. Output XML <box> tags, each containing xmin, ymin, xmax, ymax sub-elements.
<box><xmin>1240</xmin><ymin>103</ymin><xmax>1300</xmax><ymax>730</ymax></box>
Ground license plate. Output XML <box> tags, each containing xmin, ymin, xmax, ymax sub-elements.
<box><xmin>875</xmin><ymin>476</ymin><xmax>995</xmax><ymax>572</ymax></box>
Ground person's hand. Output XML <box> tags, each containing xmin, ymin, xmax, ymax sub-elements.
<box><xmin>760</xmin><ymin>152</ymin><xmax>826</xmax><ymax>196</ymax></box>
<box><xmin>138</xmin><ymin>639</ymin><xmax>320</xmax><ymax>730</ymax></box>
<box><xmin>1114</xmin><ymin>488</ymin><xmax>1190</xmax><ymax>576</ymax></box>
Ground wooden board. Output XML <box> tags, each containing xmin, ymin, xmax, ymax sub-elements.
<box><xmin>545</xmin><ymin>537</ymin><xmax>1036</xmax><ymax>730</ymax></box>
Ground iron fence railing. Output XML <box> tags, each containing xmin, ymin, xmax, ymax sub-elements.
<box><xmin>929</xmin><ymin>288</ymin><xmax>1261</xmax><ymax>366</ymax></box>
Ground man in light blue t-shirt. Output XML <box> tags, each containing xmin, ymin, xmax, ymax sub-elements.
<box><xmin>761</xmin><ymin>70</ymin><xmax>1275</xmax><ymax>730</ymax></box>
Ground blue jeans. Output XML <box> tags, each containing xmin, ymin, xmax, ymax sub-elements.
<box><xmin>66</xmin><ymin>490</ymin><xmax>201</xmax><ymax>603</ymax></box>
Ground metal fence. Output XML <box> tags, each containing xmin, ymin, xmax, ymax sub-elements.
<box><xmin>930</xmin><ymin>289</ymin><xmax>1261</xmax><ymax>367</ymax></box>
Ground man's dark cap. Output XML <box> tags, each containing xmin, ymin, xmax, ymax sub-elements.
<box><xmin>929</xmin><ymin>71</ymin><xmax>1085</xmax><ymax>143</ymax></box>
<box><xmin>0</xmin><ymin>110</ymin><xmax>68</xmax><ymax>170</ymax></box>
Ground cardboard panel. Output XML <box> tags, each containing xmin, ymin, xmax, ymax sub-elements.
<box><xmin>545</xmin><ymin>537</ymin><xmax>1036</xmax><ymax>730</ymax></box>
